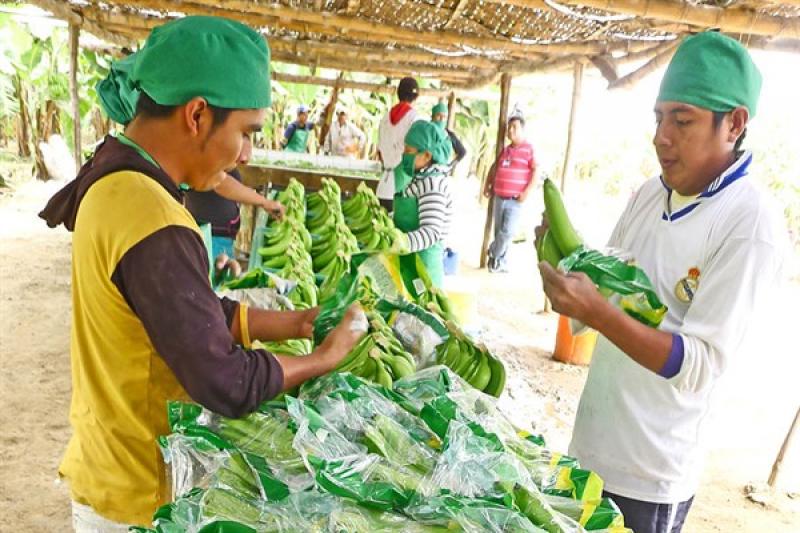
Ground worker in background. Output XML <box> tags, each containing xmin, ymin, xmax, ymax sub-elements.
<box><xmin>186</xmin><ymin>168</ymin><xmax>285</xmax><ymax>259</ymax></box>
<box><xmin>393</xmin><ymin>121</ymin><xmax>454</xmax><ymax>290</ymax></box>
<box><xmin>281</xmin><ymin>104</ymin><xmax>315</xmax><ymax>153</ymax></box>
<box><xmin>483</xmin><ymin>113</ymin><xmax>537</xmax><ymax>273</ymax></box>
<box><xmin>323</xmin><ymin>109</ymin><xmax>366</xmax><ymax>158</ymax></box>
<box><xmin>431</xmin><ymin>102</ymin><xmax>466</xmax><ymax>174</ymax></box>
<box><xmin>537</xmin><ymin>32</ymin><xmax>787</xmax><ymax>533</ymax></box>
<box><xmin>376</xmin><ymin>77</ymin><xmax>421</xmax><ymax>211</ymax></box>
<box><xmin>39</xmin><ymin>16</ymin><xmax>364</xmax><ymax>530</ymax></box>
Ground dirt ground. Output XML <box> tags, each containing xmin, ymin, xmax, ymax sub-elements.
<box><xmin>0</xmin><ymin>170</ymin><xmax>798</xmax><ymax>532</ymax></box>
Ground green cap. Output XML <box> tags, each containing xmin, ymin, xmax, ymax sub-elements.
<box><xmin>657</xmin><ymin>32</ymin><xmax>762</xmax><ymax>117</ymax></box>
<box><xmin>432</xmin><ymin>102</ymin><xmax>448</xmax><ymax>117</ymax></box>
<box><xmin>98</xmin><ymin>16</ymin><xmax>271</xmax><ymax>125</ymax></box>
<box><xmin>405</xmin><ymin>120</ymin><xmax>452</xmax><ymax>165</ymax></box>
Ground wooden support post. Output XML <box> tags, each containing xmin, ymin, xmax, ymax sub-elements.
<box><xmin>768</xmin><ymin>406</ymin><xmax>800</xmax><ymax>488</ymax></box>
<box><xmin>560</xmin><ymin>61</ymin><xmax>583</xmax><ymax>194</ymax></box>
<box><xmin>446</xmin><ymin>91</ymin><xmax>456</xmax><ymax>130</ymax></box>
<box><xmin>69</xmin><ymin>23</ymin><xmax>81</xmax><ymax>173</ymax></box>
<box><xmin>319</xmin><ymin>73</ymin><xmax>343</xmax><ymax>154</ymax></box>
<box><xmin>479</xmin><ymin>73</ymin><xmax>512</xmax><ymax>269</ymax></box>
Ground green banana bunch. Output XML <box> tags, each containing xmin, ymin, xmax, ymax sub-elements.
<box><xmin>257</xmin><ymin>338</ymin><xmax>313</xmax><ymax>357</ymax></box>
<box><xmin>331</xmin><ymin>310</ymin><xmax>417</xmax><ymax>388</ymax></box>
<box><xmin>542</xmin><ymin>178</ymin><xmax>583</xmax><ymax>257</ymax></box>
<box><xmin>275</xmin><ymin>178</ymin><xmax>307</xmax><ymax>223</ymax></box>
<box><xmin>536</xmin><ymin>228</ymin><xmax>563</xmax><ymax>268</ymax></box>
<box><xmin>435</xmin><ymin>323</ymin><xmax>505</xmax><ymax>398</ymax></box>
<box><xmin>418</xmin><ymin>287</ymin><xmax>458</xmax><ymax>324</ymax></box>
<box><xmin>287</xmin><ymin>279</ymin><xmax>318</xmax><ymax>309</ymax></box>
<box><xmin>342</xmin><ymin>182</ymin><xmax>405</xmax><ymax>252</ymax></box>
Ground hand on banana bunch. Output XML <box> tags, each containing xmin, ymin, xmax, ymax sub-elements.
<box><xmin>261</xmin><ymin>198</ymin><xmax>286</xmax><ymax>221</ymax></box>
<box><xmin>214</xmin><ymin>253</ymin><xmax>243</xmax><ymax>284</ymax></box>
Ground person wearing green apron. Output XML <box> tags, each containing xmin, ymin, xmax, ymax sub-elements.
<box><xmin>392</xmin><ymin>120</ymin><xmax>453</xmax><ymax>292</ymax></box>
<box><xmin>282</xmin><ymin>104</ymin><xmax>315</xmax><ymax>152</ymax></box>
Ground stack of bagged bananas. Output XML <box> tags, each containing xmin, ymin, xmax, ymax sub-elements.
<box><xmin>306</xmin><ymin>178</ymin><xmax>360</xmax><ymax>300</ymax></box>
<box><xmin>342</xmin><ymin>183</ymin><xmax>406</xmax><ymax>252</ymax></box>
<box><xmin>435</xmin><ymin>323</ymin><xmax>506</xmax><ymax>397</ymax></box>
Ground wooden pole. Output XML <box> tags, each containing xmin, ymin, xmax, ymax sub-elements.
<box><xmin>479</xmin><ymin>73</ymin><xmax>512</xmax><ymax>269</ymax></box>
<box><xmin>319</xmin><ymin>73</ymin><xmax>343</xmax><ymax>154</ymax></box>
<box><xmin>768</xmin><ymin>406</ymin><xmax>800</xmax><ymax>488</ymax></box>
<box><xmin>446</xmin><ymin>91</ymin><xmax>456</xmax><ymax>130</ymax></box>
<box><xmin>68</xmin><ymin>23</ymin><xmax>81</xmax><ymax>174</ymax></box>
<box><xmin>560</xmin><ymin>62</ymin><xmax>583</xmax><ymax>194</ymax></box>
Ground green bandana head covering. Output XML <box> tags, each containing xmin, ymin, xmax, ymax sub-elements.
<box><xmin>657</xmin><ymin>32</ymin><xmax>762</xmax><ymax>118</ymax></box>
<box><xmin>98</xmin><ymin>16</ymin><xmax>271</xmax><ymax>125</ymax></box>
<box><xmin>432</xmin><ymin>102</ymin><xmax>448</xmax><ymax>117</ymax></box>
<box><xmin>405</xmin><ymin>120</ymin><xmax>452</xmax><ymax>165</ymax></box>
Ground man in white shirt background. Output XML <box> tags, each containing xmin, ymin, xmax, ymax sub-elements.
<box><xmin>323</xmin><ymin>109</ymin><xmax>366</xmax><ymax>158</ymax></box>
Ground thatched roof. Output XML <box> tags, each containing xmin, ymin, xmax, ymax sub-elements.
<box><xmin>27</xmin><ymin>0</ymin><xmax>800</xmax><ymax>88</ymax></box>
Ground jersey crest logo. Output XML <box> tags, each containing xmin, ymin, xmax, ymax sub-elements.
<box><xmin>674</xmin><ymin>267</ymin><xmax>700</xmax><ymax>303</ymax></box>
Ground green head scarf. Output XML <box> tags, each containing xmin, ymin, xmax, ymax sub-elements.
<box><xmin>98</xmin><ymin>16</ymin><xmax>271</xmax><ymax>125</ymax></box>
<box><xmin>405</xmin><ymin>120</ymin><xmax>452</xmax><ymax>165</ymax></box>
<box><xmin>657</xmin><ymin>32</ymin><xmax>762</xmax><ymax>117</ymax></box>
<box><xmin>431</xmin><ymin>102</ymin><xmax>448</xmax><ymax>117</ymax></box>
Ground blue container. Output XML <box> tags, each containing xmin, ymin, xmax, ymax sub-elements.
<box><xmin>443</xmin><ymin>247</ymin><xmax>459</xmax><ymax>276</ymax></box>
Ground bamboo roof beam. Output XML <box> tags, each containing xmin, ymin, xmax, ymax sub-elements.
<box><xmin>270</xmin><ymin>50</ymin><xmax>488</xmax><ymax>83</ymax></box>
<box><xmin>609</xmin><ymin>39</ymin><xmax>679</xmax><ymax>89</ymax></box>
<box><xmin>345</xmin><ymin>0</ymin><xmax>361</xmax><ymax>16</ymax></box>
<box><xmin>26</xmin><ymin>0</ymin><xmax>134</xmax><ymax>46</ymax></box>
<box><xmin>114</xmin><ymin>0</ymin><xmax>655</xmax><ymax>55</ymax></box>
<box><xmin>560</xmin><ymin>0</ymin><xmax>799</xmax><ymax>39</ymax></box>
<box><xmin>271</xmin><ymin>72</ymin><xmax>454</xmax><ymax>97</ymax></box>
<box><xmin>269</xmin><ymin>38</ymin><xmax>500</xmax><ymax>70</ymax></box>
<box><xmin>444</xmin><ymin>0</ymin><xmax>471</xmax><ymax>30</ymax></box>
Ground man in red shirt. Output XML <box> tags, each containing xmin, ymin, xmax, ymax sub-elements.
<box><xmin>483</xmin><ymin>115</ymin><xmax>537</xmax><ymax>272</ymax></box>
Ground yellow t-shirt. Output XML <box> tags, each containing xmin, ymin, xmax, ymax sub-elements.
<box><xmin>60</xmin><ymin>170</ymin><xmax>200</xmax><ymax>525</ymax></box>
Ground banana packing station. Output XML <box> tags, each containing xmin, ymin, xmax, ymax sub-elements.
<box><xmin>20</xmin><ymin>1</ymin><xmax>800</xmax><ymax>532</ymax></box>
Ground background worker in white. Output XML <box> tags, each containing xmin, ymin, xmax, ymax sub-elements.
<box><xmin>376</xmin><ymin>77</ymin><xmax>421</xmax><ymax>211</ymax></box>
<box><xmin>536</xmin><ymin>32</ymin><xmax>788</xmax><ymax>533</ymax></box>
<box><xmin>323</xmin><ymin>109</ymin><xmax>366</xmax><ymax>158</ymax></box>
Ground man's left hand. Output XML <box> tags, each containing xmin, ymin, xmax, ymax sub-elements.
<box><xmin>518</xmin><ymin>188</ymin><xmax>530</xmax><ymax>203</ymax></box>
<box><xmin>262</xmin><ymin>199</ymin><xmax>286</xmax><ymax>221</ymax></box>
<box><xmin>539</xmin><ymin>261</ymin><xmax>607</xmax><ymax>328</ymax></box>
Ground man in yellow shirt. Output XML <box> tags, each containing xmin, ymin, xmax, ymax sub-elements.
<box><xmin>40</xmin><ymin>16</ymin><xmax>364</xmax><ymax>530</ymax></box>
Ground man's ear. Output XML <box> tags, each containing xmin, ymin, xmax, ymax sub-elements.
<box><xmin>728</xmin><ymin>107</ymin><xmax>749</xmax><ymax>143</ymax></box>
<box><xmin>182</xmin><ymin>97</ymin><xmax>210</xmax><ymax>137</ymax></box>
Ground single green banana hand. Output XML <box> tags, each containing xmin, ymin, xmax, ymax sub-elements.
<box><xmin>543</xmin><ymin>178</ymin><xmax>583</xmax><ymax>257</ymax></box>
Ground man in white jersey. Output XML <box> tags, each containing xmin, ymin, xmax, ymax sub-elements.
<box><xmin>536</xmin><ymin>32</ymin><xmax>787</xmax><ymax>533</ymax></box>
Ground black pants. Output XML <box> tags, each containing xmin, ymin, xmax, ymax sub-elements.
<box><xmin>604</xmin><ymin>491</ymin><xmax>694</xmax><ymax>533</ymax></box>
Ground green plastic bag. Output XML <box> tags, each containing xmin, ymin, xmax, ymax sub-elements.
<box><xmin>311</xmin><ymin>254</ymin><xmax>367</xmax><ymax>345</ymax></box>
<box><xmin>559</xmin><ymin>247</ymin><xmax>667</xmax><ymax>327</ymax></box>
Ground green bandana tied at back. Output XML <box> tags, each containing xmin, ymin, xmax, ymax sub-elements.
<box><xmin>97</xmin><ymin>16</ymin><xmax>271</xmax><ymax>125</ymax></box>
<box><xmin>657</xmin><ymin>32</ymin><xmax>762</xmax><ymax>117</ymax></box>
<box><xmin>431</xmin><ymin>102</ymin><xmax>448</xmax><ymax>117</ymax></box>
<box><xmin>405</xmin><ymin>120</ymin><xmax>452</xmax><ymax>166</ymax></box>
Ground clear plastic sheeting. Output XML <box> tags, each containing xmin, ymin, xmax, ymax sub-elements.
<box><xmin>142</xmin><ymin>371</ymin><xmax>632</xmax><ymax>532</ymax></box>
